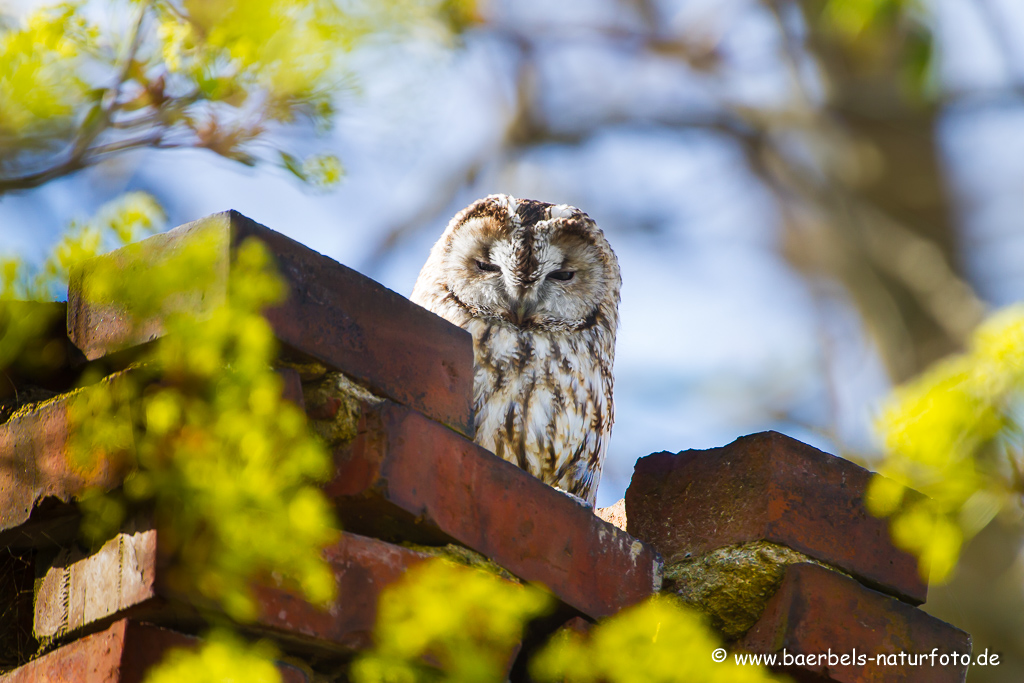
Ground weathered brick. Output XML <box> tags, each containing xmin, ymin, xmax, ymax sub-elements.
<box><xmin>250</xmin><ymin>531</ymin><xmax>432</xmax><ymax>650</ymax></box>
<box><xmin>596</xmin><ymin>498</ymin><xmax>626</xmax><ymax>531</ymax></box>
<box><xmin>625</xmin><ymin>431</ymin><xmax>927</xmax><ymax>604</ymax></box>
<box><xmin>34</xmin><ymin>530</ymin><xmax>158</xmax><ymax>641</ymax></box>
<box><xmin>2</xmin><ymin>619</ymin><xmax>309</xmax><ymax>683</ymax></box>
<box><xmin>66</xmin><ymin>211</ymin><xmax>474</xmax><ymax>436</ymax></box>
<box><xmin>737</xmin><ymin>563</ymin><xmax>970</xmax><ymax>683</ymax></box>
<box><xmin>3</xmin><ymin>366</ymin><xmax>313</xmax><ymax>546</ymax></box>
<box><xmin>327</xmin><ymin>400</ymin><xmax>663</xmax><ymax>619</ymax></box>
<box><xmin>32</xmin><ymin>527</ymin><xmax>433</xmax><ymax>653</ymax></box>
<box><xmin>0</xmin><ymin>382</ymin><xmax>129</xmax><ymax>539</ymax></box>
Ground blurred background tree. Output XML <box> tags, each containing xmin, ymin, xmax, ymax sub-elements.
<box><xmin>2</xmin><ymin>0</ymin><xmax>1024</xmax><ymax>681</ymax></box>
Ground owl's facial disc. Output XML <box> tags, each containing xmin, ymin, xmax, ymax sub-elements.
<box><xmin>438</xmin><ymin>202</ymin><xmax>617</xmax><ymax>332</ymax></box>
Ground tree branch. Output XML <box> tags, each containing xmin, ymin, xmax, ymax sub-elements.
<box><xmin>0</xmin><ymin>6</ymin><xmax>147</xmax><ymax>194</ymax></box>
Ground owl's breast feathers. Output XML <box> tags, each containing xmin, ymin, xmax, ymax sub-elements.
<box><xmin>467</xmin><ymin>318</ymin><xmax>614</xmax><ymax>506</ymax></box>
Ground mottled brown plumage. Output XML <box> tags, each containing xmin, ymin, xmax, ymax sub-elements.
<box><xmin>411</xmin><ymin>194</ymin><xmax>620</xmax><ymax>505</ymax></box>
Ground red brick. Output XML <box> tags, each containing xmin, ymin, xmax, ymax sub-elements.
<box><xmin>625</xmin><ymin>431</ymin><xmax>927</xmax><ymax>604</ymax></box>
<box><xmin>2</xmin><ymin>366</ymin><xmax>309</xmax><ymax>545</ymax></box>
<box><xmin>34</xmin><ymin>530</ymin><xmax>159</xmax><ymax>640</ymax></box>
<box><xmin>0</xmin><ymin>383</ymin><xmax>129</xmax><ymax>538</ymax></box>
<box><xmin>249</xmin><ymin>532</ymin><xmax>432</xmax><ymax>650</ymax></box>
<box><xmin>66</xmin><ymin>211</ymin><xmax>474</xmax><ymax>436</ymax></box>
<box><xmin>252</xmin><ymin>535</ymin><xmax>525</xmax><ymax>676</ymax></box>
<box><xmin>327</xmin><ymin>400</ymin><xmax>663</xmax><ymax>619</ymax></box>
<box><xmin>1</xmin><ymin>619</ymin><xmax>308</xmax><ymax>683</ymax></box>
<box><xmin>737</xmin><ymin>563</ymin><xmax>970</xmax><ymax>683</ymax></box>
<box><xmin>32</xmin><ymin>527</ymin><xmax>433</xmax><ymax>653</ymax></box>
<box><xmin>560</xmin><ymin>616</ymin><xmax>594</xmax><ymax>637</ymax></box>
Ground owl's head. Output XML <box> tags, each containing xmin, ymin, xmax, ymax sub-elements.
<box><xmin>413</xmin><ymin>194</ymin><xmax>621</xmax><ymax>333</ymax></box>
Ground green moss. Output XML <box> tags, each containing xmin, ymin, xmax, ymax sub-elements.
<box><xmin>399</xmin><ymin>542</ymin><xmax>521</xmax><ymax>583</ymax></box>
<box><xmin>300</xmin><ymin>371</ymin><xmax>382</xmax><ymax>447</ymax></box>
<box><xmin>3</xmin><ymin>385</ymin><xmax>67</xmax><ymax>424</ymax></box>
<box><xmin>274</xmin><ymin>358</ymin><xmax>328</xmax><ymax>382</ymax></box>
<box><xmin>662</xmin><ymin>541</ymin><xmax>845</xmax><ymax>640</ymax></box>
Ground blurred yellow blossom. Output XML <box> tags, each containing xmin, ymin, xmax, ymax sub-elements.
<box><xmin>870</xmin><ymin>304</ymin><xmax>1024</xmax><ymax>582</ymax></box>
<box><xmin>144</xmin><ymin>629</ymin><xmax>282</xmax><ymax>683</ymax></box>
<box><xmin>0</xmin><ymin>3</ymin><xmax>94</xmax><ymax>140</ymax></box>
<box><xmin>352</xmin><ymin>560</ymin><xmax>552</xmax><ymax>683</ymax></box>
<box><xmin>532</xmin><ymin>595</ymin><xmax>782</xmax><ymax>683</ymax></box>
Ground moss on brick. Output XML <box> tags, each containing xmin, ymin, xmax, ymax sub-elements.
<box><xmin>300</xmin><ymin>371</ymin><xmax>382</xmax><ymax>447</ymax></box>
<box><xmin>399</xmin><ymin>542</ymin><xmax>521</xmax><ymax>583</ymax></box>
<box><xmin>662</xmin><ymin>540</ymin><xmax>846</xmax><ymax>640</ymax></box>
<box><xmin>275</xmin><ymin>359</ymin><xmax>328</xmax><ymax>383</ymax></box>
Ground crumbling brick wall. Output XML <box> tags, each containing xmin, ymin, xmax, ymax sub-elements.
<box><xmin>0</xmin><ymin>212</ymin><xmax>969</xmax><ymax>682</ymax></box>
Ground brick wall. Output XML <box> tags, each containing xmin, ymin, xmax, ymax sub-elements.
<box><xmin>0</xmin><ymin>211</ymin><xmax>969</xmax><ymax>682</ymax></box>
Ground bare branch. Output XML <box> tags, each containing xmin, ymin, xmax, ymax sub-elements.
<box><xmin>0</xmin><ymin>157</ymin><xmax>90</xmax><ymax>193</ymax></box>
<box><xmin>86</xmin><ymin>134</ymin><xmax>166</xmax><ymax>160</ymax></box>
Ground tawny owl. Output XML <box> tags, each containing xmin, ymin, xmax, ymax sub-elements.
<box><xmin>411</xmin><ymin>194</ymin><xmax>621</xmax><ymax>506</ymax></box>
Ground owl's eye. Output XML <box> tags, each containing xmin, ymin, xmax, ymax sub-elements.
<box><xmin>476</xmin><ymin>260</ymin><xmax>501</xmax><ymax>273</ymax></box>
<box><xmin>547</xmin><ymin>270</ymin><xmax>575</xmax><ymax>282</ymax></box>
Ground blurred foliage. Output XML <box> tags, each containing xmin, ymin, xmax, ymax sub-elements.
<box><xmin>817</xmin><ymin>0</ymin><xmax>934</xmax><ymax>95</ymax></box>
<box><xmin>1</xmin><ymin>199</ymin><xmax>337</xmax><ymax>680</ymax></box>
<box><xmin>0</xmin><ymin>3</ymin><xmax>95</xmax><ymax>145</ymax></box>
<box><xmin>868</xmin><ymin>305</ymin><xmax>1024</xmax><ymax>582</ymax></box>
<box><xmin>531</xmin><ymin>595</ymin><xmax>782</xmax><ymax>683</ymax></box>
<box><xmin>70</xmin><ymin>233</ymin><xmax>339</xmax><ymax>622</ymax></box>
<box><xmin>0</xmin><ymin>192</ymin><xmax>163</xmax><ymax>298</ymax></box>
<box><xmin>352</xmin><ymin>560</ymin><xmax>782</xmax><ymax>683</ymax></box>
<box><xmin>351</xmin><ymin>560</ymin><xmax>553</xmax><ymax>683</ymax></box>
<box><xmin>143</xmin><ymin>628</ymin><xmax>283</xmax><ymax>683</ymax></box>
<box><xmin>1</xmin><ymin>192</ymin><xmax>163</xmax><ymax>376</ymax></box>
<box><xmin>0</xmin><ymin>0</ymin><xmax>476</xmax><ymax>192</ymax></box>
<box><xmin>279</xmin><ymin>150</ymin><xmax>345</xmax><ymax>190</ymax></box>
<box><xmin>819</xmin><ymin>0</ymin><xmax>921</xmax><ymax>42</ymax></box>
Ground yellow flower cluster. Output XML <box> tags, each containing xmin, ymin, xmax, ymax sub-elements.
<box><xmin>532</xmin><ymin>596</ymin><xmax>780</xmax><ymax>683</ymax></box>
<box><xmin>869</xmin><ymin>305</ymin><xmax>1024</xmax><ymax>581</ymax></box>
<box><xmin>0</xmin><ymin>3</ymin><xmax>95</xmax><ymax>139</ymax></box>
<box><xmin>144</xmin><ymin>629</ymin><xmax>282</xmax><ymax>683</ymax></box>
<box><xmin>70</xmin><ymin>232</ymin><xmax>339</xmax><ymax>620</ymax></box>
<box><xmin>351</xmin><ymin>560</ymin><xmax>553</xmax><ymax>683</ymax></box>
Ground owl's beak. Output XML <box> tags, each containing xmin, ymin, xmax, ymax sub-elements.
<box><xmin>509</xmin><ymin>294</ymin><xmax>534</xmax><ymax>326</ymax></box>
<box><xmin>505</xmin><ymin>276</ymin><xmax>537</xmax><ymax>326</ymax></box>
<box><xmin>514</xmin><ymin>300</ymin><xmax>529</xmax><ymax>325</ymax></box>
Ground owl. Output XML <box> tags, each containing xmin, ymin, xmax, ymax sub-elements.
<box><xmin>411</xmin><ymin>194</ymin><xmax>621</xmax><ymax>506</ymax></box>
